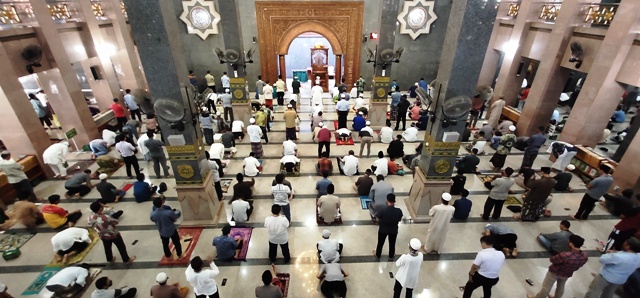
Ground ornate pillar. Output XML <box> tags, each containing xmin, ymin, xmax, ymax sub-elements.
<box><xmin>29</xmin><ymin>0</ymin><xmax>99</xmax><ymax>147</ymax></box>
<box><xmin>278</xmin><ymin>55</ymin><xmax>286</xmax><ymax>79</ymax></box>
<box><xmin>107</xmin><ymin>0</ymin><xmax>148</xmax><ymax>91</ymax></box>
<box><xmin>335</xmin><ymin>55</ymin><xmax>342</xmax><ymax>89</ymax></box>
<box><xmin>559</xmin><ymin>0</ymin><xmax>640</xmax><ymax>147</ymax></box>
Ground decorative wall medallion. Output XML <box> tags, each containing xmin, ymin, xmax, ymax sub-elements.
<box><xmin>179</xmin><ymin>0</ymin><xmax>220</xmax><ymax>40</ymax></box>
<box><xmin>177</xmin><ymin>164</ymin><xmax>195</xmax><ymax>178</ymax></box>
<box><xmin>397</xmin><ymin>0</ymin><xmax>438</xmax><ymax>40</ymax></box>
<box><xmin>433</xmin><ymin>158</ymin><xmax>450</xmax><ymax>174</ymax></box>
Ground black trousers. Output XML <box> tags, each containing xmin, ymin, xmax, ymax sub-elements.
<box><xmin>13</xmin><ymin>179</ymin><xmax>36</xmax><ymax>201</ymax></box>
<box><xmin>129</xmin><ymin>108</ymin><xmax>142</xmax><ymax>121</ymax></box>
<box><xmin>39</xmin><ymin>116</ymin><xmax>53</xmax><ymax>127</ymax></box>
<box><xmin>102</xmin><ymin>233</ymin><xmax>131</xmax><ymax>263</ymax></box>
<box><xmin>224</xmin><ymin>107</ymin><xmax>234</xmax><ymax>123</ymax></box>
<box><xmin>260</xmin><ymin>126</ymin><xmax>269</xmax><ymax>143</ymax></box>
<box><xmin>63</xmin><ymin>212</ymin><xmax>83</xmax><ymax>227</ymax></box>
<box><xmin>203</xmin><ymin>128</ymin><xmax>214</xmax><ymax>145</ymax></box>
<box><xmin>277</xmin><ymin>91</ymin><xmax>285</xmax><ymax>105</ymax></box>
<box><xmin>65</xmin><ymin>185</ymin><xmax>91</xmax><ymax>197</ymax></box>
<box><xmin>57</xmin><ymin>240</ymin><xmax>89</xmax><ymax>256</ymax></box>
<box><xmin>393</xmin><ymin>279</ymin><xmax>412</xmax><ymax>298</ymax></box>
<box><xmin>318</xmin><ymin>141</ymin><xmax>331</xmax><ymax>158</ymax></box>
<box><xmin>268</xmin><ymin>241</ymin><xmax>290</xmax><ymax>263</ymax></box>
<box><xmin>196</xmin><ymin>292</ymin><xmax>219</xmax><ymax>298</ymax></box>
<box><xmin>321</xmin><ymin>280</ymin><xmax>347</xmax><ymax>298</ymax></box>
<box><xmin>206</xmin><ymin>98</ymin><xmax>217</xmax><ymax>113</ymax></box>
<box><xmin>482</xmin><ymin>197</ymin><xmax>505</xmax><ymax>220</ymax></box>
<box><xmin>161</xmin><ymin>229</ymin><xmax>183</xmax><ymax>258</ymax></box>
<box><xmin>214</xmin><ymin>180</ymin><xmax>223</xmax><ymax>201</ymax></box>
<box><xmin>123</xmin><ymin>155</ymin><xmax>141</xmax><ymax>177</ymax></box>
<box><xmin>394</xmin><ymin>112</ymin><xmax>407</xmax><ymax>131</ymax></box>
<box><xmin>375</xmin><ymin>231</ymin><xmax>397</xmax><ymax>259</ymax></box>
<box><xmin>520</xmin><ymin>150</ymin><xmax>538</xmax><ymax>168</ymax></box>
<box><xmin>574</xmin><ymin>193</ymin><xmax>598</xmax><ymax>219</ymax></box>
<box><xmin>463</xmin><ymin>273</ymin><xmax>499</xmax><ymax>298</ymax></box>
<box><xmin>337</xmin><ymin>110</ymin><xmax>349</xmax><ymax>129</ymax></box>
<box><xmin>116</xmin><ymin>117</ymin><xmax>127</xmax><ymax>132</ymax></box>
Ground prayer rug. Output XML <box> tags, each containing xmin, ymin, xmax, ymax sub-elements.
<box><xmin>505</xmin><ymin>196</ymin><xmax>522</xmax><ymax>206</ymax></box>
<box><xmin>0</xmin><ymin>232</ymin><xmax>35</xmax><ymax>252</ymax></box>
<box><xmin>220</xmin><ymin>178</ymin><xmax>233</xmax><ymax>193</ymax></box>
<box><xmin>476</xmin><ymin>174</ymin><xmax>497</xmax><ymax>184</ymax></box>
<box><xmin>230</xmin><ymin>227</ymin><xmax>253</xmax><ymax>261</ymax></box>
<box><xmin>66</xmin><ymin>160</ymin><xmax>94</xmax><ymax>174</ymax></box>
<box><xmin>277</xmin><ymin>273</ymin><xmax>291</xmax><ymax>298</ymax></box>
<box><xmin>333</xmin><ymin>121</ymin><xmax>355</xmax><ymax>145</ymax></box>
<box><xmin>159</xmin><ymin>227</ymin><xmax>203</xmax><ymax>266</ymax></box>
<box><xmin>35</xmin><ymin>268</ymin><xmax>102</xmax><ymax>298</ymax></box>
<box><xmin>47</xmin><ymin>229</ymin><xmax>99</xmax><ymax>267</ymax></box>
<box><xmin>121</xmin><ymin>183</ymin><xmax>133</xmax><ymax>192</ymax></box>
<box><xmin>280</xmin><ymin>162</ymin><xmax>301</xmax><ymax>176</ymax></box>
<box><xmin>316</xmin><ymin>199</ymin><xmax>343</xmax><ymax>225</ymax></box>
<box><xmin>360</xmin><ymin>196</ymin><xmax>371</xmax><ymax>210</ymax></box>
<box><xmin>89</xmin><ymin>162</ymin><xmax>124</xmax><ymax>179</ymax></box>
<box><xmin>22</xmin><ymin>267</ymin><xmax>60</xmax><ymax>295</ymax></box>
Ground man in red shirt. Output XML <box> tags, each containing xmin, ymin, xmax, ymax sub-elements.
<box><xmin>41</xmin><ymin>194</ymin><xmax>82</xmax><ymax>229</ymax></box>
<box><xmin>316</xmin><ymin>152</ymin><xmax>333</xmax><ymax>175</ymax></box>
<box><xmin>110</xmin><ymin>98</ymin><xmax>127</xmax><ymax>132</ymax></box>
<box><xmin>316</xmin><ymin>123</ymin><xmax>332</xmax><ymax>158</ymax></box>
<box><xmin>602</xmin><ymin>202</ymin><xmax>640</xmax><ymax>251</ymax></box>
<box><xmin>518</xmin><ymin>86</ymin><xmax>530</xmax><ymax>111</ymax></box>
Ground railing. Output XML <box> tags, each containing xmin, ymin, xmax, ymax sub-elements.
<box><xmin>582</xmin><ymin>3</ymin><xmax>617</xmax><ymax>27</ymax></box>
<box><xmin>538</xmin><ymin>3</ymin><xmax>561</xmax><ymax>22</ymax></box>
<box><xmin>0</xmin><ymin>0</ymin><xmax>127</xmax><ymax>29</ymax></box>
<box><xmin>496</xmin><ymin>1</ymin><xmax>522</xmax><ymax>20</ymax></box>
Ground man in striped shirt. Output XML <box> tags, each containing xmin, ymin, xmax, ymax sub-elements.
<box><xmin>528</xmin><ymin>235</ymin><xmax>587</xmax><ymax>298</ymax></box>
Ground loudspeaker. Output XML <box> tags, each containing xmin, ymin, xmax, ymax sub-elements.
<box><xmin>89</xmin><ymin>66</ymin><xmax>100</xmax><ymax>80</ymax></box>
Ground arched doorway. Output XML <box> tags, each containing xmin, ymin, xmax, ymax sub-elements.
<box><xmin>255</xmin><ymin>1</ymin><xmax>363</xmax><ymax>86</ymax></box>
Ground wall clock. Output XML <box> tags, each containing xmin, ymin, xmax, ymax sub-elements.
<box><xmin>397</xmin><ymin>0</ymin><xmax>438</xmax><ymax>40</ymax></box>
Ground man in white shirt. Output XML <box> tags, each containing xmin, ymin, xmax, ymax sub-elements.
<box><xmin>91</xmin><ymin>276</ymin><xmax>137</xmax><ymax>298</ymax></box>
<box><xmin>312</xmin><ymin>103</ymin><xmax>324</xmax><ymax>116</ymax></box>
<box><xmin>243</xmin><ymin>152</ymin><xmax>261</xmax><ymax>177</ymax></box>
<box><xmin>336</xmin><ymin>127</ymin><xmax>352</xmax><ymax>142</ymax></box>
<box><xmin>45</xmin><ymin>264</ymin><xmax>90</xmax><ymax>295</ymax></box>
<box><xmin>311</xmin><ymin>82</ymin><xmax>323</xmax><ymax>106</ymax></box>
<box><xmin>247</xmin><ymin>118</ymin><xmax>264</xmax><ymax>158</ymax></box>
<box><xmin>353</xmin><ymin>93</ymin><xmax>367</xmax><ymax>113</ymax></box>
<box><xmin>231</xmin><ymin>196</ymin><xmax>253</xmax><ymax>224</ymax></box>
<box><xmin>185</xmin><ymin>256</ymin><xmax>220</xmax><ymax>298</ymax></box>
<box><xmin>337</xmin><ymin>150</ymin><xmax>359</xmax><ymax>176</ymax></box>
<box><xmin>231</xmin><ymin>119</ymin><xmax>245</xmax><ymax>140</ymax></box>
<box><xmin>43</xmin><ymin>141</ymin><xmax>70</xmax><ymax>178</ymax></box>
<box><xmin>282</xmin><ymin>139</ymin><xmax>297</xmax><ymax>156</ymax></box>
<box><xmin>265</xmin><ymin>204</ymin><xmax>291</xmax><ymax>263</ymax></box>
<box><xmin>51</xmin><ymin>227</ymin><xmax>92</xmax><ymax>263</ymax></box>
<box><xmin>372</xmin><ymin>151</ymin><xmax>389</xmax><ymax>177</ymax></box>
<box><xmin>394</xmin><ymin>239</ymin><xmax>424</xmax><ymax>297</ymax></box>
<box><xmin>102</xmin><ymin>129</ymin><xmax>117</xmax><ymax>146</ymax></box>
<box><xmin>271</xmin><ymin>174</ymin><xmax>293</xmax><ymax>223</ymax></box>
<box><xmin>205</xmin><ymin>70</ymin><xmax>216</xmax><ymax>93</ymax></box>
<box><xmin>221</xmin><ymin>72</ymin><xmax>230</xmax><ymax>89</ymax></box>
<box><xmin>209</xmin><ymin>143</ymin><xmax>225</xmax><ymax>161</ymax></box>
<box><xmin>359</xmin><ymin>121</ymin><xmax>376</xmax><ymax>158</ymax></box>
<box><xmin>220</xmin><ymin>88</ymin><xmax>234</xmax><ymax>122</ymax></box>
<box><xmin>317</xmin><ymin>184</ymin><xmax>341</xmax><ymax>224</ymax></box>
<box><xmin>462</xmin><ymin>235</ymin><xmax>506</xmax><ymax>298</ymax></box>
<box><xmin>263</xmin><ymin>80</ymin><xmax>274</xmax><ymax>107</ymax></box>
<box><xmin>317</xmin><ymin>230</ymin><xmax>343</xmax><ymax>264</ymax></box>
<box><xmin>280</xmin><ymin>154</ymin><xmax>301</xmax><ymax>174</ymax></box>
<box><xmin>135</xmin><ymin>132</ymin><xmax>150</xmax><ymax>161</ymax></box>
<box><xmin>402</xmin><ymin>123</ymin><xmax>419</xmax><ymax>142</ymax></box>
<box><xmin>380</xmin><ymin>122</ymin><xmax>394</xmax><ymax>143</ymax></box>
<box><xmin>0</xmin><ymin>150</ymin><xmax>36</xmax><ymax>201</ymax></box>
<box><xmin>123</xmin><ymin>89</ymin><xmax>141</xmax><ymax>121</ymax></box>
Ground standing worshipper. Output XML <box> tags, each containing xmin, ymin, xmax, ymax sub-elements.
<box><xmin>422</xmin><ymin>193</ymin><xmax>455</xmax><ymax>254</ymax></box>
<box><xmin>254</xmin><ymin>107</ymin><xmax>269</xmax><ymax>144</ymax></box>
<box><xmin>30</xmin><ymin>93</ymin><xmax>54</xmax><ymax>129</ymax></box>
<box><xmin>373</xmin><ymin>194</ymin><xmax>403</xmax><ymax>260</ymax></box>
<box><xmin>584</xmin><ymin>237</ymin><xmax>640</xmax><ymax>298</ymax></box>
<box><xmin>390</xmin><ymin>88</ymin><xmax>401</xmax><ymax>122</ymax></box>
<box><xmin>481</xmin><ymin>168</ymin><xmax>515</xmax><ymax>221</ymax></box>
<box><xmin>283</xmin><ymin>104</ymin><xmax>297</xmax><ymax>141</ymax></box>
<box><xmin>571</xmin><ymin>164</ymin><xmax>613</xmax><ymax>220</ymax></box>
<box><xmin>88</xmin><ymin>202</ymin><xmax>135</xmax><ymax>265</ymax></box>
<box><xmin>151</xmin><ymin>197</ymin><xmax>183</xmax><ymax>260</ymax></box>
<box><xmin>520</xmin><ymin>126</ymin><xmax>547</xmax><ymax>169</ymax></box>
<box><xmin>265</xmin><ymin>204</ymin><xmax>291</xmax><ymax>263</ymax></box>
<box><xmin>462</xmin><ymin>236</ymin><xmax>506</xmax><ymax>298</ymax></box>
<box><xmin>316</xmin><ymin>122</ymin><xmax>332</xmax><ymax>158</ymax></box>
<box><xmin>255</xmin><ymin>75</ymin><xmax>265</xmax><ymax>102</ymax></box>
<box><xmin>271</xmin><ymin>174</ymin><xmax>293</xmax><ymax>223</ymax></box>
<box><xmin>528</xmin><ymin>235</ymin><xmax>587</xmax><ymax>298</ymax></box>
<box><xmin>393</xmin><ymin>238</ymin><xmax>424</xmax><ymax>298</ymax></box>
<box><xmin>115</xmin><ymin>134</ymin><xmax>140</xmax><ymax>178</ymax></box>
<box><xmin>221</xmin><ymin>72</ymin><xmax>230</xmax><ymax>89</ymax></box>
<box><xmin>521</xmin><ymin>167</ymin><xmax>556</xmax><ymax>221</ymax></box>
<box><xmin>123</xmin><ymin>89</ymin><xmax>141</xmax><ymax>122</ymax></box>
<box><xmin>263</xmin><ymin>80</ymin><xmax>274</xmax><ymax>108</ymax></box>
<box><xmin>359</xmin><ymin>121</ymin><xmax>375</xmax><ymax>158</ymax></box>
<box><xmin>487</xmin><ymin>97</ymin><xmax>506</xmax><ymax>128</ymax></box>
<box><xmin>0</xmin><ymin>151</ymin><xmax>36</xmax><ymax>201</ymax></box>
<box><xmin>490</xmin><ymin>125</ymin><xmax>516</xmax><ymax>171</ymax></box>
<box><xmin>335</xmin><ymin>94</ymin><xmax>350</xmax><ymax>129</ymax></box>
<box><xmin>275</xmin><ymin>75</ymin><xmax>285</xmax><ymax>106</ymax></box>
<box><xmin>368</xmin><ymin>175</ymin><xmax>394</xmax><ymax>216</ymax></box>
<box><xmin>311</xmin><ymin>82</ymin><xmax>323</xmax><ymax>106</ymax></box>
<box><xmin>356</xmin><ymin>76</ymin><xmax>365</xmax><ymax>94</ymax></box>
<box><xmin>395</xmin><ymin>95</ymin><xmax>411</xmax><ymax>131</ymax></box>
<box><xmin>548</xmin><ymin>142</ymin><xmax>578</xmax><ymax>172</ymax></box>
<box><xmin>247</xmin><ymin>118</ymin><xmax>264</xmax><ymax>158</ymax></box>
<box><xmin>43</xmin><ymin>141</ymin><xmax>70</xmax><ymax>179</ymax></box>
<box><xmin>110</xmin><ymin>98</ymin><xmax>127</xmax><ymax>132</ymax></box>
<box><xmin>220</xmin><ymin>88</ymin><xmax>234</xmax><ymax>123</ymax></box>
<box><xmin>200</xmin><ymin>109</ymin><xmax>215</xmax><ymax>145</ymax></box>
<box><xmin>418</xmin><ymin>78</ymin><xmax>428</xmax><ymax>91</ymax></box>
<box><xmin>144</xmin><ymin>131</ymin><xmax>171</xmax><ymax>178</ymax></box>
<box><xmin>205</xmin><ymin>70</ymin><xmax>216</xmax><ymax>93</ymax></box>
<box><xmin>291</xmin><ymin>76</ymin><xmax>301</xmax><ymax>109</ymax></box>
<box><xmin>185</xmin><ymin>256</ymin><xmax>220</xmax><ymax>298</ymax></box>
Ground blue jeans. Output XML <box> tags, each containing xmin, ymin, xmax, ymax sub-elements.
<box><xmin>537</xmin><ymin>235</ymin><xmax>553</xmax><ymax>252</ymax></box>
<box><xmin>280</xmin><ymin>204</ymin><xmax>291</xmax><ymax>223</ymax></box>
<box><xmin>90</xmin><ymin>143</ymin><xmax>108</xmax><ymax>156</ymax></box>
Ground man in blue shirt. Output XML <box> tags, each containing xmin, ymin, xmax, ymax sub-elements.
<box><xmin>133</xmin><ymin>173</ymin><xmax>157</xmax><ymax>203</ymax></box>
<box><xmin>584</xmin><ymin>237</ymin><xmax>640</xmax><ymax>298</ymax></box>
<box><xmin>572</xmin><ymin>165</ymin><xmax>614</xmax><ymax>220</ymax></box>
<box><xmin>150</xmin><ymin>197</ymin><xmax>182</xmax><ymax>258</ymax></box>
<box><xmin>611</xmin><ymin>106</ymin><xmax>626</xmax><ymax>123</ymax></box>
<box><xmin>352</xmin><ymin>112</ymin><xmax>366</xmax><ymax>131</ymax></box>
<box><xmin>212</xmin><ymin>225</ymin><xmax>243</xmax><ymax>261</ymax></box>
<box><xmin>520</xmin><ymin>126</ymin><xmax>547</xmax><ymax>169</ymax></box>
<box><xmin>452</xmin><ymin>189</ymin><xmax>472</xmax><ymax>220</ymax></box>
<box><xmin>316</xmin><ymin>171</ymin><xmax>333</xmax><ymax>198</ymax></box>
<box><xmin>419</xmin><ymin>78</ymin><xmax>428</xmax><ymax>91</ymax></box>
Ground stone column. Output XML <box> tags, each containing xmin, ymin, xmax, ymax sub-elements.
<box><xmin>515</xmin><ymin>0</ymin><xmax>588</xmax><ymax>137</ymax></box>
<box><xmin>29</xmin><ymin>0</ymin><xmax>99</xmax><ymax>147</ymax></box>
<box><xmin>559</xmin><ymin>0</ymin><xmax>640</xmax><ymax>147</ymax></box>
<box><xmin>406</xmin><ymin>0</ymin><xmax>498</xmax><ymax>222</ymax></box>
<box><xmin>107</xmin><ymin>0</ymin><xmax>148</xmax><ymax>91</ymax></box>
<box><xmin>335</xmin><ymin>55</ymin><xmax>342</xmax><ymax>89</ymax></box>
<box><xmin>278</xmin><ymin>55</ymin><xmax>286</xmax><ymax>79</ymax></box>
<box><xmin>123</xmin><ymin>0</ymin><xmax>221</xmax><ymax>225</ymax></box>
<box><xmin>0</xmin><ymin>43</ymin><xmax>51</xmax><ymax>173</ymax></box>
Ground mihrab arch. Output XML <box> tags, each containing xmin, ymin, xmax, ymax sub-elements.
<box><xmin>255</xmin><ymin>1</ymin><xmax>363</xmax><ymax>85</ymax></box>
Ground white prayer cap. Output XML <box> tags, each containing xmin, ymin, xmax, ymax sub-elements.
<box><xmin>287</xmin><ymin>104</ymin><xmax>292</xmax><ymax>108</ymax></box>
<box><xmin>319</xmin><ymin>122</ymin><xmax>324</xmax><ymax>127</ymax></box>
<box><xmin>567</xmin><ymin>164</ymin><xmax>576</xmax><ymax>171</ymax></box>
<box><xmin>340</xmin><ymin>94</ymin><xmax>346</xmax><ymax>98</ymax></box>
<box><xmin>225</xmin><ymin>88</ymin><xmax>230</xmax><ymax>93</ymax></box>
<box><xmin>156</xmin><ymin>272</ymin><xmax>168</xmax><ymax>283</ymax></box>
<box><xmin>99</xmin><ymin>173</ymin><xmax>108</xmax><ymax>180</ymax></box>
<box><xmin>216</xmin><ymin>112</ymin><xmax>221</xmax><ymax>116</ymax></box>
<box><xmin>366</xmin><ymin>121</ymin><xmax>371</xmax><ymax>125</ymax></box>
<box><xmin>414</xmin><ymin>82</ymin><xmax>419</xmax><ymax>86</ymax></box>
<box><xmin>201</xmin><ymin>107</ymin><xmax>208</xmax><ymax>112</ymax></box>
<box><xmin>0</xmin><ymin>150</ymin><xmax>9</xmax><ymax>155</ymax></box>
<box><xmin>409</xmin><ymin>238</ymin><xmax>422</xmax><ymax>250</ymax></box>
<box><xmin>441</xmin><ymin>192</ymin><xmax>452</xmax><ymax>201</ymax></box>
<box><xmin>322</xmin><ymin>230</ymin><xmax>331</xmax><ymax>238</ymax></box>
<box><xmin>249</xmin><ymin>118</ymin><xmax>255</xmax><ymax>123</ymax></box>
<box><xmin>0</xmin><ymin>283</ymin><xmax>5</xmax><ymax>292</ymax></box>
<box><xmin>559</xmin><ymin>93</ymin><xmax>570</xmax><ymax>101</ymax></box>
<box><xmin>358</xmin><ymin>112</ymin><xmax>363</xmax><ymax>115</ymax></box>
<box><xmin>509</xmin><ymin>125</ymin><xmax>516</xmax><ymax>132</ymax></box>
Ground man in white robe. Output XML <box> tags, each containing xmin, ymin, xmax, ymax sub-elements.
<box><xmin>487</xmin><ymin>98</ymin><xmax>506</xmax><ymax>129</ymax></box>
<box><xmin>43</xmin><ymin>141</ymin><xmax>70</xmax><ymax>178</ymax></box>
<box><xmin>312</xmin><ymin>83</ymin><xmax>324</xmax><ymax>106</ymax></box>
<box><xmin>422</xmin><ymin>193</ymin><xmax>455</xmax><ymax>254</ymax></box>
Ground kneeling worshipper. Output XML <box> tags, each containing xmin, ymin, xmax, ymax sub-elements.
<box><xmin>402</xmin><ymin>123</ymin><xmax>419</xmax><ymax>142</ymax></box>
<box><xmin>317</xmin><ymin>257</ymin><xmax>348</xmax><ymax>298</ymax></box>
<box><xmin>484</xmin><ymin>223</ymin><xmax>518</xmax><ymax>257</ymax></box>
<box><xmin>45</xmin><ymin>264</ymin><xmax>90</xmax><ymax>296</ymax></box>
<box><xmin>280</xmin><ymin>154</ymin><xmax>301</xmax><ymax>174</ymax></box>
<box><xmin>96</xmin><ymin>155</ymin><xmax>122</xmax><ymax>174</ymax></box>
<box><xmin>317</xmin><ymin>184</ymin><xmax>341</xmax><ymax>224</ymax></box>
<box><xmin>336</xmin><ymin>127</ymin><xmax>352</xmax><ymax>142</ymax></box>
<box><xmin>490</xmin><ymin>125</ymin><xmax>516</xmax><ymax>170</ymax></box>
<box><xmin>212</xmin><ymin>225</ymin><xmax>243</xmax><ymax>262</ymax></box>
<box><xmin>317</xmin><ymin>229</ymin><xmax>343</xmax><ymax>264</ymax></box>
<box><xmin>51</xmin><ymin>227</ymin><xmax>92</xmax><ymax>263</ymax></box>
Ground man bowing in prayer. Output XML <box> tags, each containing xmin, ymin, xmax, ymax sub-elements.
<box><xmin>421</xmin><ymin>193</ymin><xmax>455</xmax><ymax>254</ymax></box>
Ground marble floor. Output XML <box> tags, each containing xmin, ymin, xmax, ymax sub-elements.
<box><xmin>0</xmin><ymin>90</ymin><xmax>627</xmax><ymax>298</ymax></box>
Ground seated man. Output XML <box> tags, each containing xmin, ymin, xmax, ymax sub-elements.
<box><xmin>209</xmin><ymin>142</ymin><xmax>225</xmax><ymax>161</ymax></box>
<box><xmin>221</xmin><ymin>130</ymin><xmax>238</xmax><ymax>158</ymax></box>
<box><xmin>537</xmin><ymin>220</ymin><xmax>573</xmax><ymax>254</ymax></box>
<box><xmin>337</xmin><ymin>150</ymin><xmax>359</xmax><ymax>176</ymax></box>
<box><xmin>336</xmin><ymin>127</ymin><xmax>352</xmax><ymax>142</ymax></box>
<box><xmin>368</xmin><ymin>175</ymin><xmax>393</xmax><ymax>217</ymax></box>
<box><xmin>402</xmin><ymin>123</ymin><xmax>419</xmax><ymax>142</ymax></box>
<box><xmin>380</xmin><ymin>121</ymin><xmax>393</xmax><ymax>143</ymax></box>
<box><xmin>455</xmin><ymin>148</ymin><xmax>480</xmax><ymax>174</ymax></box>
<box><xmin>51</xmin><ymin>227</ymin><xmax>92</xmax><ymax>263</ymax></box>
<box><xmin>133</xmin><ymin>173</ymin><xmax>157</xmax><ymax>203</ymax></box>
<box><xmin>256</xmin><ymin>265</ymin><xmax>285</xmax><ymax>298</ymax></box>
<box><xmin>243</xmin><ymin>152</ymin><xmax>262</xmax><ymax>177</ymax></box>
<box><xmin>489</xmin><ymin>131</ymin><xmax>502</xmax><ymax>150</ymax></box>
<box><xmin>386</xmin><ymin>135</ymin><xmax>405</xmax><ymax>159</ymax></box>
<box><xmin>387</xmin><ymin>157</ymin><xmax>405</xmax><ymax>176</ymax></box>
<box><xmin>151</xmin><ymin>272</ymin><xmax>190</xmax><ymax>298</ymax></box>
<box><xmin>484</xmin><ymin>223</ymin><xmax>518</xmax><ymax>257</ymax></box>
<box><xmin>92</xmin><ymin>276</ymin><xmax>137</xmax><ymax>298</ymax></box>
<box><xmin>553</xmin><ymin>164</ymin><xmax>575</xmax><ymax>192</ymax></box>
<box><xmin>96</xmin><ymin>155</ymin><xmax>122</xmax><ymax>174</ymax></box>
<box><xmin>317</xmin><ymin>229</ymin><xmax>343</xmax><ymax>264</ymax></box>
<box><xmin>282</xmin><ymin>138</ymin><xmax>297</xmax><ymax>156</ymax></box>
<box><xmin>45</xmin><ymin>264</ymin><xmax>90</xmax><ymax>296</ymax></box>
<box><xmin>465</xmin><ymin>131</ymin><xmax>487</xmax><ymax>154</ymax></box>
<box><xmin>354</xmin><ymin>169</ymin><xmax>374</xmax><ymax>197</ymax></box>
<box><xmin>96</xmin><ymin>173</ymin><xmax>126</xmax><ymax>203</ymax></box>
<box><xmin>352</xmin><ymin>112</ymin><xmax>366</xmax><ymax>131</ymax></box>
<box><xmin>89</xmin><ymin>139</ymin><xmax>109</xmax><ymax>159</ymax></box>
<box><xmin>231</xmin><ymin>120</ymin><xmax>245</xmax><ymax>140</ymax></box>
<box><xmin>371</xmin><ymin>151</ymin><xmax>389</xmax><ymax>177</ymax></box>
<box><xmin>452</xmin><ymin>189</ymin><xmax>472</xmax><ymax>220</ymax></box>
<box><xmin>1</xmin><ymin>196</ymin><xmax>44</xmax><ymax>230</ymax></box>
<box><xmin>42</xmin><ymin>194</ymin><xmax>82</xmax><ymax>229</ymax></box>
<box><xmin>280</xmin><ymin>154</ymin><xmax>301</xmax><ymax>174</ymax></box>
<box><xmin>64</xmin><ymin>170</ymin><xmax>93</xmax><ymax>199</ymax></box>
<box><xmin>316</xmin><ymin>152</ymin><xmax>333</xmax><ymax>175</ymax></box>
<box><xmin>316</xmin><ymin>171</ymin><xmax>332</xmax><ymax>198</ymax></box>
<box><xmin>233</xmin><ymin>173</ymin><xmax>255</xmax><ymax>201</ymax></box>
<box><xmin>212</xmin><ymin>225</ymin><xmax>243</xmax><ymax>261</ymax></box>
<box><xmin>317</xmin><ymin>184</ymin><xmax>341</xmax><ymax>224</ymax></box>
<box><xmin>231</xmin><ymin>196</ymin><xmax>253</xmax><ymax>224</ymax></box>
<box><xmin>603</xmin><ymin>188</ymin><xmax>636</xmax><ymax>216</ymax></box>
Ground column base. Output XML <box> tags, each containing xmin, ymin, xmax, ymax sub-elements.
<box><xmin>368</xmin><ymin>101</ymin><xmax>388</xmax><ymax>129</ymax></box>
<box><xmin>176</xmin><ymin>170</ymin><xmax>224</xmax><ymax>226</ymax></box>
<box><xmin>404</xmin><ymin>166</ymin><xmax>452</xmax><ymax>223</ymax></box>
<box><xmin>232</xmin><ymin>101</ymin><xmax>253</xmax><ymax>124</ymax></box>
